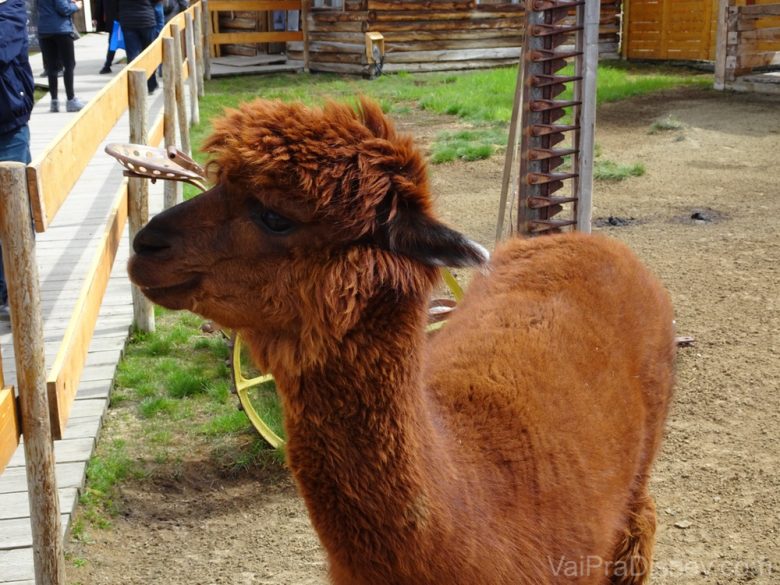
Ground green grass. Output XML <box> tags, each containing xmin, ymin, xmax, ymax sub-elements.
<box><xmin>188</xmin><ymin>62</ymin><xmax>711</xmax><ymax>169</ymax></box>
<box><xmin>593</xmin><ymin>160</ymin><xmax>646</xmax><ymax>181</ymax></box>
<box><xmin>649</xmin><ymin>115</ymin><xmax>686</xmax><ymax>134</ymax></box>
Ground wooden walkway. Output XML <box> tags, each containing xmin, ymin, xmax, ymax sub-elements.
<box><xmin>0</xmin><ymin>33</ymin><xmax>169</xmax><ymax>584</ymax></box>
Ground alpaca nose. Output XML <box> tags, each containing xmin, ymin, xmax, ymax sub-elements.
<box><xmin>133</xmin><ymin>225</ymin><xmax>172</xmax><ymax>256</ymax></box>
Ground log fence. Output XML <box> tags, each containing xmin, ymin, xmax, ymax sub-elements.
<box><xmin>0</xmin><ymin>5</ymin><xmax>206</xmax><ymax>583</ymax></box>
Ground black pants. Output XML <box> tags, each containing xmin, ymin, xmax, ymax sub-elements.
<box><xmin>39</xmin><ymin>34</ymin><xmax>76</xmax><ymax>101</ymax></box>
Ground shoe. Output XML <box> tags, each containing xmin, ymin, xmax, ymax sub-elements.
<box><xmin>50</xmin><ymin>99</ymin><xmax>60</xmax><ymax>113</ymax></box>
<box><xmin>66</xmin><ymin>97</ymin><xmax>86</xmax><ymax>112</ymax></box>
<box><xmin>0</xmin><ymin>304</ymin><xmax>10</xmax><ymax>321</ymax></box>
<box><xmin>99</xmin><ymin>65</ymin><xmax>112</xmax><ymax>74</ymax></box>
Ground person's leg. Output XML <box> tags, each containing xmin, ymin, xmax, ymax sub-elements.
<box><xmin>123</xmin><ymin>27</ymin><xmax>143</xmax><ymax>63</ymax></box>
<box><xmin>39</xmin><ymin>36</ymin><xmax>60</xmax><ymax>110</ymax></box>
<box><xmin>57</xmin><ymin>34</ymin><xmax>77</xmax><ymax>101</ymax></box>
<box><xmin>102</xmin><ymin>30</ymin><xmax>116</xmax><ymax>73</ymax></box>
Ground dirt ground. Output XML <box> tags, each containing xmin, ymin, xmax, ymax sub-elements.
<box><xmin>67</xmin><ymin>87</ymin><xmax>779</xmax><ymax>584</ymax></box>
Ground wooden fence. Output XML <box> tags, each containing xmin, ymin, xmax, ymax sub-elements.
<box><xmin>286</xmin><ymin>0</ymin><xmax>622</xmax><ymax>76</ymax></box>
<box><xmin>0</xmin><ymin>4</ymin><xmax>206</xmax><ymax>583</ymax></box>
<box><xmin>715</xmin><ymin>0</ymin><xmax>780</xmax><ymax>90</ymax></box>
<box><xmin>205</xmin><ymin>0</ymin><xmax>310</xmax><ymax>69</ymax></box>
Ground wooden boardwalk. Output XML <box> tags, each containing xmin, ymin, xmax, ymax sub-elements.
<box><xmin>0</xmin><ymin>33</ymin><xmax>170</xmax><ymax>584</ymax></box>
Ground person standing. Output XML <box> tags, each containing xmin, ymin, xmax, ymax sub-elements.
<box><xmin>93</xmin><ymin>0</ymin><xmax>118</xmax><ymax>74</ymax></box>
<box><xmin>115</xmin><ymin>0</ymin><xmax>160</xmax><ymax>94</ymax></box>
<box><xmin>0</xmin><ymin>0</ymin><xmax>35</xmax><ymax>314</ymax></box>
<box><xmin>37</xmin><ymin>0</ymin><xmax>86</xmax><ymax>112</ymax></box>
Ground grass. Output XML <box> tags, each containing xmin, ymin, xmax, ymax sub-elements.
<box><xmin>593</xmin><ymin>160</ymin><xmax>646</xmax><ymax>181</ymax></box>
<box><xmin>188</xmin><ymin>62</ymin><xmax>711</xmax><ymax>169</ymax></box>
<box><xmin>649</xmin><ymin>115</ymin><xmax>686</xmax><ymax>134</ymax></box>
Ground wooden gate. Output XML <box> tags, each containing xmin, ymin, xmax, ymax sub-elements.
<box><xmin>623</xmin><ymin>0</ymin><xmax>718</xmax><ymax>60</ymax></box>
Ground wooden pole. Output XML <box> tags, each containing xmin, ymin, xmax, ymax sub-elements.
<box><xmin>171</xmin><ymin>23</ymin><xmax>192</xmax><ymax>156</ymax></box>
<box><xmin>162</xmin><ymin>36</ymin><xmax>182</xmax><ymax>209</ymax></box>
<box><xmin>193</xmin><ymin>3</ymin><xmax>205</xmax><ymax>97</ymax></box>
<box><xmin>0</xmin><ymin>162</ymin><xmax>65</xmax><ymax>585</ymax></box>
<box><xmin>302</xmin><ymin>0</ymin><xmax>310</xmax><ymax>73</ymax></box>
<box><xmin>496</xmin><ymin>52</ymin><xmax>524</xmax><ymax>244</ymax></box>
<box><xmin>185</xmin><ymin>11</ymin><xmax>201</xmax><ymax>126</ymax></box>
<box><xmin>714</xmin><ymin>0</ymin><xmax>732</xmax><ymax>90</ymax></box>
<box><xmin>128</xmin><ymin>70</ymin><xmax>155</xmax><ymax>333</ymax></box>
<box><xmin>575</xmin><ymin>0</ymin><xmax>599</xmax><ymax>233</ymax></box>
<box><xmin>202</xmin><ymin>0</ymin><xmax>212</xmax><ymax>80</ymax></box>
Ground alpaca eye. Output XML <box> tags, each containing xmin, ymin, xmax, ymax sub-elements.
<box><xmin>257</xmin><ymin>210</ymin><xmax>295</xmax><ymax>235</ymax></box>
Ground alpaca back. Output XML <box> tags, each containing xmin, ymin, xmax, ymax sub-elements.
<box><xmin>423</xmin><ymin>232</ymin><xmax>675</xmax><ymax>579</ymax></box>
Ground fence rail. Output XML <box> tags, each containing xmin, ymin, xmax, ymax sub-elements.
<box><xmin>0</xmin><ymin>4</ymin><xmax>206</xmax><ymax>583</ymax></box>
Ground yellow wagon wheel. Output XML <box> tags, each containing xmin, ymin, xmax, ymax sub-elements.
<box><xmin>231</xmin><ymin>267</ymin><xmax>466</xmax><ymax>447</ymax></box>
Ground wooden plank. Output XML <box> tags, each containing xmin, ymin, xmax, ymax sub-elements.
<box><xmin>0</xmin><ymin>515</ymin><xmax>69</xmax><ymax>551</ymax></box>
<box><xmin>0</xmin><ymin>387</ymin><xmax>20</xmax><ymax>475</ymax></box>
<box><xmin>0</xmin><ymin>548</ymin><xmax>34</xmax><ymax>583</ymax></box>
<box><xmin>211</xmin><ymin>31</ymin><xmax>304</xmax><ymax>43</ymax></box>
<box><xmin>7</xmin><ymin>438</ymin><xmax>94</xmax><ymax>469</ymax></box>
<box><xmin>738</xmin><ymin>26</ymin><xmax>780</xmax><ymax>41</ymax></box>
<box><xmin>385</xmin><ymin>46</ymin><xmax>521</xmax><ymax>63</ymax></box>
<box><xmin>208</xmin><ymin>0</ymin><xmax>301</xmax><ymax>10</ymax></box>
<box><xmin>737</xmin><ymin>49</ymin><xmax>780</xmax><ymax>67</ymax></box>
<box><xmin>27</xmin><ymin>73</ymin><xmax>129</xmax><ymax>232</ymax></box>
<box><xmin>45</xmin><ymin>183</ymin><xmax>128</xmax><ymax>440</ymax></box>
<box><xmin>0</xmin><ymin>488</ymin><xmax>78</xmax><ymax>521</ymax></box>
<box><xmin>740</xmin><ymin>4</ymin><xmax>780</xmax><ymax>17</ymax></box>
<box><xmin>0</xmin><ymin>462</ymin><xmax>86</xmax><ymax>494</ymax></box>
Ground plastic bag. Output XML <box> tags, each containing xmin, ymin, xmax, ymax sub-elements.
<box><xmin>109</xmin><ymin>20</ymin><xmax>125</xmax><ymax>52</ymax></box>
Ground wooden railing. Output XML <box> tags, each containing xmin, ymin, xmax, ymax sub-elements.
<box><xmin>204</xmin><ymin>0</ymin><xmax>310</xmax><ymax>73</ymax></box>
<box><xmin>0</xmin><ymin>4</ymin><xmax>206</xmax><ymax>584</ymax></box>
<box><xmin>715</xmin><ymin>0</ymin><xmax>780</xmax><ymax>90</ymax></box>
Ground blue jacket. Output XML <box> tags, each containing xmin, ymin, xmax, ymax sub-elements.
<box><xmin>37</xmin><ymin>0</ymin><xmax>79</xmax><ymax>35</ymax></box>
<box><xmin>0</xmin><ymin>0</ymin><xmax>34</xmax><ymax>135</ymax></box>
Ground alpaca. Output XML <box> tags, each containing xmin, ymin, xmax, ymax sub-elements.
<box><xmin>128</xmin><ymin>98</ymin><xmax>676</xmax><ymax>585</ymax></box>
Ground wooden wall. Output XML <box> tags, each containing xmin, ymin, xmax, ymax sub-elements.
<box><xmin>287</xmin><ymin>1</ymin><xmax>623</xmax><ymax>76</ymax></box>
<box><xmin>623</xmin><ymin>0</ymin><xmax>780</xmax><ymax>61</ymax></box>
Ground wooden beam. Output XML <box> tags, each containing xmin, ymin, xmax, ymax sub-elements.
<box><xmin>128</xmin><ymin>71</ymin><xmax>156</xmax><ymax>335</ymax></box>
<box><xmin>27</xmin><ymin>72</ymin><xmax>129</xmax><ymax>232</ymax></box>
<box><xmin>162</xmin><ymin>36</ymin><xmax>181</xmax><ymax>209</ymax></box>
<box><xmin>0</xmin><ymin>162</ymin><xmax>64</xmax><ymax>585</ymax></box>
<box><xmin>211</xmin><ymin>30</ymin><xmax>304</xmax><ymax>44</ymax></box>
<box><xmin>208</xmin><ymin>0</ymin><xmax>301</xmax><ymax>11</ymax></box>
<box><xmin>739</xmin><ymin>4</ymin><xmax>780</xmax><ymax>17</ymax></box>
<box><xmin>45</xmin><ymin>183</ymin><xmax>129</xmax><ymax>440</ymax></box>
<box><xmin>0</xmin><ymin>387</ymin><xmax>20</xmax><ymax>475</ymax></box>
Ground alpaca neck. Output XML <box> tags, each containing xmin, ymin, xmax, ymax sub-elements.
<box><xmin>272</xmin><ymin>294</ymin><xmax>458</xmax><ymax>576</ymax></box>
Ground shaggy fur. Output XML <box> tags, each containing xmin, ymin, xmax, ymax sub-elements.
<box><xmin>128</xmin><ymin>97</ymin><xmax>675</xmax><ymax>585</ymax></box>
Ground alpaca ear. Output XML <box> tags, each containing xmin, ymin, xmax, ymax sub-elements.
<box><xmin>383</xmin><ymin>208</ymin><xmax>490</xmax><ymax>268</ymax></box>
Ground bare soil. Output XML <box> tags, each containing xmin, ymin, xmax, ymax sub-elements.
<box><xmin>67</xmin><ymin>87</ymin><xmax>779</xmax><ymax>584</ymax></box>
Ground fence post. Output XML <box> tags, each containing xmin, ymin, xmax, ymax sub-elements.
<box><xmin>202</xmin><ymin>0</ymin><xmax>212</xmax><ymax>80</ymax></box>
<box><xmin>302</xmin><ymin>0</ymin><xmax>310</xmax><ymax>73</ymax></box>
<box><xmin>128</xmin><ymin>70</ymin><xmax>155</xmax><ymax>333</ymax></box>
<box><xmin>574</xmin><ymin>0</ymin><xmax>599</xmax><ymax>234</ymax></box>
<box><xmin>185</xmin><ymin>12</ymin><xmax>200</xmax><ymax>126</ymax></box>
<box><xmin>193</xmin><ymin>4</ymin><xmax>205</xmax><ymax>97</ymax></box>
<box><xmin>162</xmin><ymin>36</ymin><xmax>182</xmax><ymax>209</ymax></box>
<box><xmin>0</xmin><ymin>162</ymin><xmax>65</xmax><ymax>585</ymax></box>
<box><xmin>171</xmin><ymin>23</ymin><xmax>192</xmax><ymax>156</ymax></box>
<box><xmin>714</xmin><ymin>0</ymin><xmax>732</xmax><ymax>90</ymax></box>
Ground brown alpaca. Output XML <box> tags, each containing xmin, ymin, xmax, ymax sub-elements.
<box><xmin>128</xmin><ymin>98</ymin><xmax>675</xmax><ymax>585</ymax></box>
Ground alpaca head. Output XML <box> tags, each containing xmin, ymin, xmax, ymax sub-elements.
<box><xmin>129</xmin><ymin>98</ymin><xmax>487</xmax><ymax>369</ymax></box>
